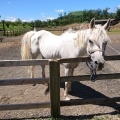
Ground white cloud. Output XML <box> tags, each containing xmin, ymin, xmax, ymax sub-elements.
<box><xmin>42</xmin><ymin>15</ymin><xmax>45</xmax><ymax>18</ymax></box>
<box><xmin>22</xmin><ymin>18</ymin><xmax>34</xmax><ymax>22</ymax></box>
<box><xmin>55</xmin><ymin>9</ymin><xmax>64</xmax><ymax>13</ymax></box>
<box><xmin>108</xmin><ymin>5</ymin><xmax>120</xmax><ymax>13</ymax></box>
<box><xmin>5</xmin><ymin>17</ymin><xmax>17</xmax><ymax>22</ymax></box>
<box><xmin>108</xmin><ymin>4</ymin><xmax>120</xmax><ymax>13</ymax></box>
<box><xmin>40</xmin><ymin>12</ymin><xmax>56</xmax><ymax>21</ymax></box>
<box><xmin>7</xmin><ymin>1</ymin><xmax>12</xmax><ymax>4</ymax></box>
<box><xmin>117</xmin><ymin>4</ymin><xmax>120</xmax><ymax>9</ymax></box>
<box><xmin>41</xmin><ymin>13</ymin><xmax>45</xmax><ymax>17</ymax></box>
<box><xmin>41</xmin><ymin>13</ymin><xmax>45</xmax><ymax>15</ymax></box>
<box><xmin>47</xmin><ymin>17</ymin><xmax>55</xmax><ymax>20</ymax></box>
<box><xmin>5</xmin><ymin>16</ymin><xmax>34</xmax><ymax>22</ymax></box>
<box><xmin>27</xmin><ymin>18</ymin><xmax>34</xmax><ymax>22</ymax></box>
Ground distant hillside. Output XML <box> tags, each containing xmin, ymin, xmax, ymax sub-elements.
<box><xmin>69</xmin><ymin>11</ymin><xmax>83</xmax><ymax>16</ymax></box>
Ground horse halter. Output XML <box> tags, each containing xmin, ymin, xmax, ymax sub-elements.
<box><xmin>88</xmin><ymin>49</ymin><xmax>102</xmax><ymax>55</ymax></box>
<box><xmin>87</xmin><ymin>48</ymin><xmax>103</xmax><ymax>82</ymax></box>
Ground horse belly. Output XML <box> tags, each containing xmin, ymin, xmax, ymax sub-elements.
<box><xmin>40</xmin><ymin>41</ymin><xmax>61</xmax><ymax>59</ymax></box>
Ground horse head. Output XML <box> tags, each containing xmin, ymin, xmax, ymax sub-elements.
<box><xmin>90</xmin><ymin>18</ymin><xmax>111</xmax><ymax>57</ymax></box>
<box><xmin>87</xmin><ymin>39</ymin><xmax>105</xmax><ymax>71</ymax></box>
<box><xmin>86</xmin><ymin>18</ymin><xmax>110</xmax><ymax>71</ymax></box>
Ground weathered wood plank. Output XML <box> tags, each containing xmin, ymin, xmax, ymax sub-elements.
<box><xmin>0</xmin><ymin>55</ymin><xmax>119</xmax><ymax>67</ymax></box>
<box><xmin>60</xmin><ymin>55</ymin><xmax>120</xmax><ymax>63</ymax></box>
<box><xmin>61</xmin><ymin>97</ymin><xmax>120</xmax><ymax>106</ymax></box>
<box><xmin>49</xmin><ymin>60</ymin><xmax>60</xmax><ymax>118</ymax></box>
<box><xmin>0</xmin><ymin>78</ymin><xmax>49</xmax><ymax>86</ymax></box>
<box><xmin>0</xmin><ymin>59</ymin><xmax>49</xmax><ymax>67</ymax></box>
<box><xmin>60</xmin><ymin>56</ymin><xmax>91</xmax><ymax>63</ymax></box>
<box><xmin>0</xmin><ymin>102</ymin><xmax>50</xmax><ymax>111</ymax></box>
<box><xmin>104</xmin><ymin>55</ymin><xmax>120</xmax><ymax>61</ymax></box>
<box><xmin>0</xmin><ymin>73</ymin><xmax>120</xmax><ymax>86</ymax></box>
<box><xmin>60</xmin><ymin>73</ymin><xmax>120</xmax><ymax>82</ymax></box>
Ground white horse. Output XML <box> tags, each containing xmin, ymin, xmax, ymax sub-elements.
<box><xmin>21</xmin><ymin>18</ymin><xmax>111</xmax><ymax>100</ymax></box>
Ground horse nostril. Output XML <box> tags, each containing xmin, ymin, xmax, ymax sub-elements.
<box><xmin>98</xmin><ymin>63</ymin><xmax>104</xmax><ymax>70</ymax></box>
<box><xmin>95</xmin><ymin>61</ymin><xmax>98</xmax><ymax>64</ymax></box>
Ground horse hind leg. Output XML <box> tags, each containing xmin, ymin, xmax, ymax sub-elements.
<box><xmin>41</xmin><ymin>55</ymin><xmax>49</xmax><ymax>87</ymax></box>
<box><xmin>29</xmin><ymin>65</ymin><xmax>35</xmax><ymax>78</ymax></box>
<box><xmin>64</xmin><ymin>68</ymin><xmax>74</xmax><ymax>100</ymax></box>
<box><xmin>41</xmin><ymin>55</ymin><xmax>46</xmax><ymax>78</ymax></box>
<box><xmin>41</xmin><ymin>65</ymin><xmax>45</xmax><ymax>78</ymax></box>
<box><xmin>30</xmin><ymin>53</ymin><xmax>39</xmax><ymax>86</ymax></box>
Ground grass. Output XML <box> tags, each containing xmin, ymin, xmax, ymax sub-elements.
<box><xmin>109</xmin><ymin>28</ymin><xmax>120</xmax><ymax>34</ymax></box>
<box><xmin>92</xmin><ymin>114</ymin><xmax>120</xmax><ymax>120</ymax></box>
<box><xmin>42</xmin><ymin>114</ymin><xmax>120</xmax><ymax>120</ymax></box>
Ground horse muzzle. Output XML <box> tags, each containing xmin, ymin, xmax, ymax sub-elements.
<box><xmin>97</xmin><ymin>62</ymin><xmax>104</xmax><ymax>70</ymax></box>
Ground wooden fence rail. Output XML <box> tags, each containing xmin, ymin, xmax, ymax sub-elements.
<box><xmin>4</xmin><ymin>29</ymin><xmax>30</xmax><ymax>36</ymax></box>
<box><xmin>61</xmin><ymin>97</ymin><xmax>120</xmax><ymax>106</ymax></box>
<box><xmin>0</xmin><ymin>78</ymin><xmax>49</xmax><ymax>86</ymax></box>
<box><xmin>0</xmin><ymin>59</ymin><xmax>49</xmax><ymax>67</ymax></box>
<box><xmin>0</xmin><ymin>55</ymin><xmax>120</xmax><ymax>118</ymax></box>
<box><xmin>0</xmin><ymin>102</ymin><xmax>50</xmax><ymax>111</ymax></box>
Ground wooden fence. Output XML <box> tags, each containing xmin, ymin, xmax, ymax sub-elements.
<box><xmin>0</xmin><ymin>55</ymin><xmax>120</xmax><ymax>118</ymax></box>
<box><xmin>4</xmin><ymin>29</ymin><xmax>30</xmax><ymax>36</ymax></box>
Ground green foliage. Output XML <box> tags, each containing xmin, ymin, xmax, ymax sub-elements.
<box><xmin>69</xmin><ymin>11</ymin><xmax>83</xmax><ymax>16</ymax></box>
<box><xmin>0</xmin><ymin>8</ymin><xmax>119</xmax><ymax>36</ymax></box>
<box><xmin>0</xmin><ymin>20</ymin><xmax>32</xmax><ymax>31</ymax></box>
<box><xmin>51</xmin><ymin>8</ymin><xmax>116</xmax><ymax>27</ymax></box>
<box><xmin>115</xmin><ymin>8</ymin><xmax>120</xmax><ymax>20</ymax></box>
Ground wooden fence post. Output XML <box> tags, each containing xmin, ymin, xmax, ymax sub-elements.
<box><xmin>49</xmin><ymin>59</ymin><xmax>60</xmax><ymax>118</ymax></box>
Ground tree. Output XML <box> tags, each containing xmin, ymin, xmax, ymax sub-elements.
<box><xmin>102</xmin><ymin>8</ymin><xmax>110</xmax><ymax>19</ymax></box>
<box><xmin>115</xmin><ymin>8</ymin><xmax>120</xmax><ymax>20</ymax></box>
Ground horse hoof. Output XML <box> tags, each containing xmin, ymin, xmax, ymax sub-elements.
<box><xmin>68</xmin><ymin>90</ymin><xmax>73</xmax><ymax>94</ymax></box>
<box><xmin>32</xmin><ymin>84</ymin><xmax>36</xmax><ymax>86</ymax></box>
<box><xmin>65</xmin><ymin>97</ymin><xmax>70</xmax><ymax>101</ymax></box>
<box><xmin>43</xmin><ymin>83</ymin><xmax>49</xmax><ymax>86</ymax></box>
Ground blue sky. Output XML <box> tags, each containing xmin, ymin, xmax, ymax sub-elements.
<box><xmin>0</xmin><ymin>0</ymin><xmax>120</xmax><ymax>22</ymax></box>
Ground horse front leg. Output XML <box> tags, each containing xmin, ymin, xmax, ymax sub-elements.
<box><xmin>64</xmin><ymin>68</ymin><xmax>74</xmax><ymax>100</ymax></box>
<box><xmin>28</xmin><ymin>66</ymin><xmax>35</xmax><ymax>78</ymax></box>
<box><xmin>31</xmin><ymin>66</ymin><xmax>35</xmax><ymax>78</ymax></box>
<box><xmin>41</xmin><ymin>65</ymin><xmax>49</xmax><ymax>86</ymax></box>
<box><xmin>29</xmin><ymin>65</ymin><xmax>36</xmax><ymax>86</ymax></box>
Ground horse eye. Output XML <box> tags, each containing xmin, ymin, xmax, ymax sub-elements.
<box><xmin>89</xmin><ymin>39</ymin><xmax>93</xmax><ymax>44</ymax></box>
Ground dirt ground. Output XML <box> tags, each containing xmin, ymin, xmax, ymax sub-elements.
<box><xmin>0</xmin><ymin>32</ymin><xmax>120</xmax><ymax>120</ymax></box>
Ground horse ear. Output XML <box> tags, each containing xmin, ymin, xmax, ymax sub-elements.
<box><xmin>80</xmin><ymin>23</ymin><xmax>83</xmax><ymax>30</ymax></box>
<box><xmin>103</xmin><ymin>18</ymin><xmax>111</xmax><ymax>30</ymax></box>
<box><xmin>89</xmin><ymin>18</ymin><xmax>95</xmax><ymax>29</ymax></box>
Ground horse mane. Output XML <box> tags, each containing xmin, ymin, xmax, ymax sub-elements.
<box><xmin>62</xmin><ymin>24</ymin><xmax>111</xmax><ymax>50</ymax></box>
<box><xmin>78</xmin><ymin>23</ymin><xmax>111</xmax><ymax>44</ymax></box>
<box><xmin>64</xmin><ymin>28</ymin><xmax>76</xmax><ymax>33</ymax></box>
<box><xmin>62</xmin><ymin>28</ymin><xmax>89</xmax><ymax>48</ymax></box>
<box><xmin>76</xmin><ymin>29</ymin><xmax>89</xmax><ymax>48</ymax></box>
<box><xmin>76</xmin><ymin>24</ymin><xmax>111</xmax><ymax>49</ymax></box>
<box><xmin>93</xmin><ymin>25</ymin><xmax>111</xmax><ymax>43</ymax></box>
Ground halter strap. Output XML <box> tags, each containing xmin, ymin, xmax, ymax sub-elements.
<box><xmin>86</xmin><ymin>61</ymin><xmax>97</xmax><ymax>82</ymax></box>
<box><xmin>89</xmin><ymin>49</ymin><xmax>102</xmax><ymax>54</ymax></box>
<box><xmin>86</xmin><ymin>49</ymin><xmax>102</xmax><ymax>82</ymax></box>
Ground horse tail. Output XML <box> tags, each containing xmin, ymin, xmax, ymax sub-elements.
<box><xmin>21</xmin><ymin>31</ymin><xmax>36</xmax><ymax>60</ymax></box>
